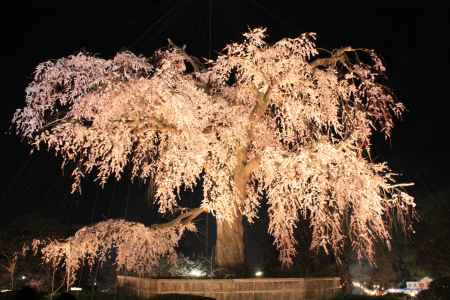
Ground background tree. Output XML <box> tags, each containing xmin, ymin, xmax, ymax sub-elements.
<box><xmin>12</xmin><ymin>28</ymin><xmax>414</xmax><ymax>288</ymax></box>
<box><xmin>0</xmin><ymin>214</ymin><xmax>70</xmax><ymax>290</ymax></box>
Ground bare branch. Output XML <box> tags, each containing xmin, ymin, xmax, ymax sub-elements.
<box><xmin>168</xmin><ymin>38</ymin><xmax>202</xmax><ymax>73</ymax></box>
<box><xmin>151</xmin><ymin>207</ymin><xmax>208</xmax><ymax>230</ymax></box>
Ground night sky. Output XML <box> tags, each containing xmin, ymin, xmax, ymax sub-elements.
<box><xmin>1</xmin><ymin>2</ymin><xmax>449</xmax><ymax>265</ymax></box>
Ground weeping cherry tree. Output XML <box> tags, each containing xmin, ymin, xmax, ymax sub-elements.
<box><xmin>13</xmin><ymin>28</ymin><xmax>415</xmax><ymax>288</ymax></box>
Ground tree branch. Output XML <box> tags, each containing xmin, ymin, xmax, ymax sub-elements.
<box><xmin>310</xmin><ymin>46</ymin><xmax>353</xmax><ymax>69</ymax></box>
<box><xmin>250</xmin><ymin>83</ymin><xmax>272</xmax><ymax>122</ymax></box>
<box><xmin>231</xmin><ymin>80</ymin><xmax>272</xmax><ymax>202</ymax></box>
<box><xmin>168</xmin><ymin>38</ymin><xmax>202</xmax><ymax>73</ymax></box>
<box><xmin>110</xmin><ymin>113</ymin><xmax>181</xmax><ymax>135</ymax></box>
<box><xmin>151</xmin><ymin>207</ymin><xmax>208</xmax><ymax>230</ymax></box>
<box><xmin>233</xmin><ymin>154</ymin><xmax>261</xmax><ymax>201</ymax></box>
<box><xmin>388</xmin><ymin>183</ymin><xmax>415</xmax><ymax>189</ymax></box>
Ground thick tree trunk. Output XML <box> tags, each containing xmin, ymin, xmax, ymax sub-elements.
<box><xmin>215</xmin><ymin>213</ymin><xmax>245</xmax><ymax>270</ymax></box>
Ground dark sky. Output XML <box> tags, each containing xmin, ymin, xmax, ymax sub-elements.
<box><xmin>1</xmin><ymin>2</ymin><xmax>449</xmax><ymax>250</ymax></box>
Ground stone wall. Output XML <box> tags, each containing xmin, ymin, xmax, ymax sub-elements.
<box><xmin>117</xmin><ymin>275</ymin><xmax>341</xmax><ymax>300</ymax></box>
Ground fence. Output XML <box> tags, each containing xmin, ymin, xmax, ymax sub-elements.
<box><xmin>117</xmin><ymin>275</ymin><xmax>341</xmax><ymax>300</ymax></box>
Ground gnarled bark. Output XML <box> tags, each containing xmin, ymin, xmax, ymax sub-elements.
<box><xmin>215</xmin><ymin>213</ymin><xmax>245</xmax><ymax>270</ymax></box>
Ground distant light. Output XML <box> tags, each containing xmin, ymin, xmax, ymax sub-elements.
<box><xmin>1</xmin><ymin>289</ymin><xmax>12</xmax><ymax>293</ymax></box>
<box><xmin>385</xmin><ymin>288</ymin><xmax>419</xmax><ymax>297</ymax></box>
<box><xmin>352</xmin><ymin>281</ymin><xmax>378</xmax><ymax>296</ymax></box>
<box><xmin>70</xmin><ymin>287</ymin><xmax>83</xmax><ymax>291</ymax></box>
<box><xmin>255</xmin><ymin>270</ymin><xmax>263</xmax><ymax>277</ymax></box>
<box><xmin>189</xmin><ymin>268</ymin><xmax>206</xmax><ymax>277</ymax></box>
<box><xmin>21</xmin><ymin>275</ymin><xmax>27</xmax><ymax>280</ymax></box>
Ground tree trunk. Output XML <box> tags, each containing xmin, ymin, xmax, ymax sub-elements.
<box><xmin>339</xmin><ymin>262</ymin><xmax>352</xmax><ymax>294</ymax></box>
<box><xmin>215</xmin><ymin>213</ymin><xmax>245</xmax><ymax>270</ymax></box>
<box><xmin>338</xmin><ymin>243</ymin><xmax>353</xmax><ymax>294</ymax></box>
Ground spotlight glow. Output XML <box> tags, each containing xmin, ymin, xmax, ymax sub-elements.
<box><xmin>189</xmin><ymin>268</ymin><xmax>206</xmax><ymax>277</ymax></box>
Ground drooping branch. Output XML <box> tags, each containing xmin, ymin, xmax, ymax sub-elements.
<box><xmin>32</xmin><ymin>218</ymin><xmax>196</xmax><ymax>289</ymax></box>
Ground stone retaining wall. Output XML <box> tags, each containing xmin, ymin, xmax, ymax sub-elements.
<box><xmin>117</xmin><ymin>275</ymin><xmax>340</xmax><ymax>299</ymax></box>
